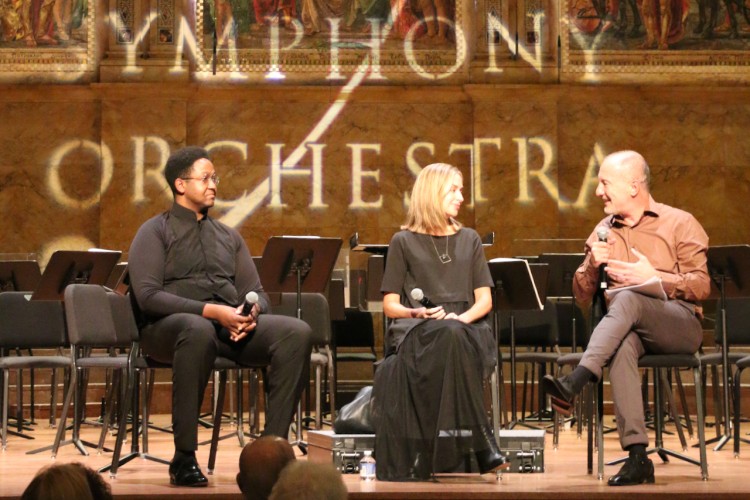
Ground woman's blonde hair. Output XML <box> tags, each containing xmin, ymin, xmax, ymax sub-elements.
<box><xmin>402</xmin><ymin>163</ymin><xmax>463</xmax><ymax>234</ymax></box>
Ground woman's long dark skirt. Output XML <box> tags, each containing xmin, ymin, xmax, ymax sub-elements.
<box><xmin>371</xmin><ymin>318</ymin><xmax>496</xmax><ymax>481</ymax></box>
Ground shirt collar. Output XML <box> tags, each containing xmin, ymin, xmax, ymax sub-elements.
<box><xmin>169</xmin><ymin>202</ymin><xmax>210</xmax><ymax>222</ymax></box>
<box><xmin>610</xmin><ymin>196</ymin><xmax>660</xmax><ymax>227</ymax></box>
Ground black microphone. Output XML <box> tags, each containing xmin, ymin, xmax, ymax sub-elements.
<box><xmin>596</xmin><ymin>226</ymin><xmax>609</xmax><ymax>290</ymax></box>
<box><xmin>410</xmin><ymin>288</ymin><xmax>437</xmax><ymax>308</ymax></box>
<box><xmin>241</xmin><ymin>291</ymin><xmax>259</xmax><ymax>316</ymax></box>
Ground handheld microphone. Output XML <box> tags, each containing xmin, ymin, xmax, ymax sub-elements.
<box><xmin>410</xmin><ymin>288</ymin><xmax>437</xmax><ymax>308</ymax></box>
<box><xmin>241</xmin><ymin>291</ymin><xmax>259</xmax><ymax>316</ymax></box>
<box><xmin>596</xmin><ymin>227</ymin><xmax>609</xmax><ymax>289</ymax></box>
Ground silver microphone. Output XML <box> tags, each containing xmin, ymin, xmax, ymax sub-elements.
<box><xmin>410</xmin><ymin>288</ymin><xmax>437</xmax><ymax>308</ymax></box>
<box><xmin>596</xmin><ymin>226</ymin><xmax>609</xmax><ymax>242</ymax></box>
<box><xmin>241</xmin><ymin>291</ymin><xmax>259</xmax><ymax>316</ymax></box>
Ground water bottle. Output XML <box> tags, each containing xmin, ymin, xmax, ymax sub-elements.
<box><xmin>359</xmin><ymin>450</ymin><xmax>376</xmax><ymax>480</ymax></box>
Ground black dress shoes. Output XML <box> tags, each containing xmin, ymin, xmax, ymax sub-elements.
<box><xmin>474</xmin><ymin>426</ymin><xmax>511</xmax><ymax>474</ymax></box>
<box><xmin>607</xmin><ymin>456</ymin><xmax>655</xmax><ymax>486</ymax></box>
<box><xmin>475</xmin><ymin>447</ymin><xmax>509</xmax><ymax>474</ymax></box>
<box><xmin>541</xmin><ymin>375</ymin><xmax>575</xmax><ymax>416</ymax></box>
<box><xmin>169</xmin><ymin>456</ymin><xmax>209</xmax><ymax>487</ymax></box>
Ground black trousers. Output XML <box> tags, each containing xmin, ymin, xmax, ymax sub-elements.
<box><xmin>140</xmin><ymin>313</ymin><xmax>312</xmax><ymax>451</ymax></box>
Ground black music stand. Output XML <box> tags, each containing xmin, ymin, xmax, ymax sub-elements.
<box><xmin>489</xmin><ymin>259</ymin><xmax>547</xmax><ymax>430</ymax></box>
<box><xmin>702</xmin><ymin>245</ymin><xmax>750</xmax><ymax>451</ymax></box>
<box><xmin>0</xmin><ymin>261</ymin><xmax>42</xmax><ymax>292</ymax></box>
<box><xmin>260</xmin><ymin>236</ymin><xmax>342</xmax><ymax>452</ymax></box>
<box><xmin>26</xmin><ymin>250</ymin><xmax>121</xmax><ymax>456</ymax></box>
<box><xmin>538</xmin><ymin>254</ymin><xmax>584</xmax><ymax>351</ymax></box>
<box><xmin>31</xmin><ymin>250</ymin><xmax>121</xmax><ymax>301</ymax></box>
<box><xmin>349</xmin><ymin>232</ymin><xmax>388</xmax><ymax>256</ymax></box>
<box><xmin>0</xmin><ymin>260</ymin><xmax>43</xmax><ymax>436</ymax></box>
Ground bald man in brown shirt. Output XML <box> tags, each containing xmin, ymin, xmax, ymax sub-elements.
<box><xmin>543</xmin><ymin>150</ymin><xmax>711</xmax><ymax>486</ymax></box>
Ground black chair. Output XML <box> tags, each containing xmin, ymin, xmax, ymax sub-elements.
<box><xmin>52</xmin><ymin>284</ymin><xmax>133</xmax><ymax>458</ymax></box>
<box><xmin>274</xmin><ymin>292</ymin><xmax>334</xmax><ymax>430</ymax></box>
<box><xmin>732</xmin><ymin>354</ymin><xmax>750</xmax><ymax>455</ymax></box>
<box><xmin>0</xmin><ymin>292</ymin><xmax>69</xmax><ymax>451</ymax></box>
<box><xmin>332</xmin><ymin>307</ymin><xmax>377</xmax><ymax>416</ymax></box>
<box><xmin>96</xmin><ymin>290</ymin><xmax>250</xmax><ymax>477</ymax></box>
<box><xmin>606</xmin><ymin>353</ymin><xmax>708</xmax><ymax>481</ymax></box>
<box><xmin>700</xmin><ymin>297</ymin><xmax>750</xmax><ymax>449</ymax></box>
<box><xmin>498</xmin><ymin>298</ymin><xmax>559</xmax><ymax>428</ymax></box>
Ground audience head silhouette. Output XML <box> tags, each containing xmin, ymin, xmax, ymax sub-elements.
<box><xmin>269</xmin><ymin>461</ymin><xmax>348</xmax><ymax>500</ymax></box>
<box><xmin>237</xmin><ymin>436</ymin><xmax>296</xmax><ymax>500</ymax></box>
<box><xmin>21</xmin><ymin>462</ymin><xmax>112</xmax><ymax>500</ymax></box>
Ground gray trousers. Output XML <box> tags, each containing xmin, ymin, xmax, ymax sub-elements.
<box><xmin>579</xmin><ymin>291</ymin><xmax>703</xmax><ymax>449</ymax></box>
<box><xmin>140</xmin><ymin>313</ymin><xmax>312</xmax><ymax>451</ymax></box>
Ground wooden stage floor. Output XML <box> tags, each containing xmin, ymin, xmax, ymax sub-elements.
<box><xmin>1</xmin><ymin>415</ymin><xmax>749</xmax><ymax>499</ymax></box>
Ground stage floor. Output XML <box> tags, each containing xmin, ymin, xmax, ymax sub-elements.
<box><xmin>1</xmin><ymin>415</ymin><xmax>749</xmax><ymax>499</ymax></box>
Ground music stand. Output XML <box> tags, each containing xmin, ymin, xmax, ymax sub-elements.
<box><xmin>538</xmin><ymin>254</ymin><xmax>584</xmax><ymax>350</ymax></box>
<box><xmin>702</xmin><ymin>245</ymin><xmax>750</xmax><ymax>451</ymax></box>
<box><xmin>489</xmin><ymin>259</ymin><xmax>547</xmax><ymax>431</ymax></box>
<box><xmin>26</xmin><ymin>250</ymin><xmax>120</xmax><ymax>456</ymax></box>
<box><xmin>260</xmin><ymin>236</ymin><xmax>342</xmax><ymax>452</ymax></box>
<box><xmin>31</xmin><ymin>250</ymin><xmax>121</xmax><ymax>301</ymax></box>
<box><xmin>349</xmin><ymin>232</ymin><xmax>388</xmax><ymax>256</ymax></box>
<box><xmin>0</xmin><ymin>260</ymin><xmax>43</xmax><ymax>437</ymax></box>
<box><xmin>0</xmin><ymin>261</ymin><xmax>42</xmax><ymax>292</ymax></box>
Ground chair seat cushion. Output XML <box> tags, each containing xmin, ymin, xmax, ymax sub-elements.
<box><xmin>0</xmin><ymin>356</ymin><xmax>70</xmax><ymax>369</ymax></box>
<box><xmin>700</xmin><ymin>351</ymin><xmax>748</xmax><ymax>366</ymax></box>
<box><xmin>557</xmin><ymin>352</ymin><xmax>584</xmax><ymax>366</ymax></box>
<box><xmin>77</xmin><ymin>357</ymin><xmax>129</xmax><ymax>369</ymax></box>
<box><xmin>638</xmin><ymin>354</ymin><xmax>699</xmax><ymax>369</ymax></box>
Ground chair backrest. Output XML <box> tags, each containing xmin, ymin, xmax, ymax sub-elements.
<box><xmin>720</xmin><ymin>297</ymin><xmax>750</xmax><ymax>346</ymax></box>
<box><xmin>64</xmin><ymin>284</ymin><xmax>118</xmax><ymax>348</ymax></box>
<box><xmin>554</xmin><ymin>299</ymin><xmax>589</xmax><ymax>350</ymax></box>
<box><xmin>107</xmin><ymin>291</ymin><xmax>141</xmax><ymax>346</ymax></box>
<box><xmin>0</xmin><ymin>291</ymin><xmax>66</xmax><ymax>349</ymax></box>
<box><xmin>333</xmin><ymin>308</ymin><xmax>376</xmax><ymax>350</ymax></box>
<box><xmin>274</xmin><ymin>293</ymin><xmax>331</xmax><ymax>346</ymax></box>
<box><xmin>497</xmin><ymin>298</ymin><xmax>559</xmax><ymax>348</ymax></box>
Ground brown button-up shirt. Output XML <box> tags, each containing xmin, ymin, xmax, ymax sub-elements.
<box><xmin>573</xmin><ymin>197</ymin><xmax>711</xmax><ymax>314</ymax></box>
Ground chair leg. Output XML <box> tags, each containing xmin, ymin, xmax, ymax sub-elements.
<box><xmin>109</xmin><ymin>365</ymin><xmax>134</xmax><ymax>478</ymax></box>
<box><xmin>693</xmin><ymin>366</ymin><xmax>708</xmax><ymax>480</ymax></box>
<box><xmin>734</xmin><ymin>367</ymin><xmax>743</xmax><ymax>457</ymax></box>
<box><xmin>2</xmin><ymin>369</ymin><xmax>9</xmax><ymax>451</ymax></box>
<box><xmin>97</xmin><ymin>370</ymin><xmax>120</xmax><ymax>452</ymax></box>
<box><xmin>710</xmin><ymin>364</ymin><xmax>723</xmax><ymax>438</ymax></box>
<box><xmin>491</xmin><ymin>370</ymin><xmax>500</xmax><ymax>445</ymax></box>
<box><xmin>675</xmin><ymin>368</ymin><xmax>694</xmax><ymax>438</ymax></box>
<box><xmin>315</xmin><ymin>364</ymin><xmax>322</xmax><ymax>430</ymax></box>
<box><xmin>327</xmin><ymin>349</ymin><xmax>336</xmax><ymax>425</ymax></box>
<box><xmin>661</xmin><ymin>370</ymin><xmax>688</xmax><ymax>450</ymax></box>
<box><xmin>208</xmin><ymin>370</ymin><xmax>228</xmax><ymax>474</ymax></box>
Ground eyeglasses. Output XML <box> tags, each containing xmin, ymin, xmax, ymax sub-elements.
<box><xmin>181</xmin><ymin>173</ymin><xmax>220</xmax><ymax>186</ymax></box>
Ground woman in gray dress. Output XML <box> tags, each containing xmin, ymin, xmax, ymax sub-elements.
<box><xmin>372</xmin><ymin>163</ymin><xmax>508</xmax><ymax>481</ymax></box>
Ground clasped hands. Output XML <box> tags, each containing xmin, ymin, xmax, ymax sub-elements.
<box><xmin>224</xmin><ymin>303</ymin><xmax>260</xmax><ymax>342</ymax></box>
<box><xmin>411</xmin><ymin>306</ymin><xmax>464</xmax><ymax>322</ymax></box>
<box><xmin>591</xmin><ymin>241</ymin><xmax>658</xmax><ymax>287</ymax></box>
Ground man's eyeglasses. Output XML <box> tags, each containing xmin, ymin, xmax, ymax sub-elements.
<box><xmin>181</xmin><ymin>173</ymin><xmax>220</xmax><ymax>186</ymax></box>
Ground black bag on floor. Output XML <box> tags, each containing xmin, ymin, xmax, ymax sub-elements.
<box><xmin>333</xmin><ymin>386</ymin><xmax>374</xmax><ymax>434</ymax></box>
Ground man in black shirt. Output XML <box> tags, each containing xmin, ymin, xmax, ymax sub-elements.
<box><xmin>129</xmin><ymin>146</ymin><xmax>312</xmax><ymax>487</ymax></box>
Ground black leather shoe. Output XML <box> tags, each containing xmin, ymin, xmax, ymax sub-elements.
<box><xmin>608</xmin><ymin>456</ymin><xmax>655</xmax><ymax>486</ymax></box>
<box><xmin>476</xmin><ymin>447</ymin><xmax>509</xmax><ymax>474</ymax></box>
<box><xmin>474</xmin><ymin>426</ymin><xmax>511</xmax><ymax>474</ymax></box>
<box><xmin>169</xmin><ymin>457</ymin><xmax>209</xmax><ymax>487</ymax></box>
<box><xmin>542</xmin><ymin>375</ymin><xmax>576</xmax><ymax>415</ymax></box>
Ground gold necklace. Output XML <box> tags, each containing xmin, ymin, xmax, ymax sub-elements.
<box><xmin>430</xmin><ymin>235</ymin><xmax>451</xmax><ymax>264</ymax></box>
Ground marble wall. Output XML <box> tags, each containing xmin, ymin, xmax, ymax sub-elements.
<box><xmin>0</xmin><ymin>83</ymin><xmax>747</xmax><ymax>267</ymax></box>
